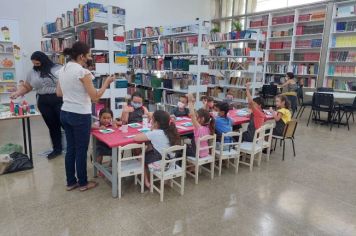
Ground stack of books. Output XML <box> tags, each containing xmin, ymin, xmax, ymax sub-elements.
<box><xmin>210</xmin><ymin>30</ymin><xmax>259</xmax><ymax>41</ymax></box>
<box><xmin>329</xmin><ymin>51</ymin><xmax>356</xmax><ymax>62</ymax></box>
<box><xmin>249</xmin><ymin>15</ymin><xmax>269</xmax><ymax>27</ymax></box>
<box><xmin>78</xmin><ymin>28</ymin><xmax>106</xmax><ymax>48</ymax></box>
<box><xmin>272</xmin><ymin>15</ymin><xmax>294</xmax><ymax>25</ymax></box>
<box><xmin>208</xmin><ymin>61</ymin><xmax>247</xmax><ymax>70</ymax></box>
<box><xmin>333</xmin><ymin>80</ymin><xmax>356</xmax><ymax>91</ymax></box>
<box><xmin>296</xmin><ymin>25</ymin><xmax>323</xmax><ymax>35</ymax></box>
<box><xmin>209</xmin><ymin>47</ymin><xmax>251</xmax><ymax>57</ymax></box>
<box><xmin>332</xmin><ymin>35</ymin><xmax>356</xmax><ymax>47</ymax></box>
<box><xmin>295</xmin><ymin>39</ymin><xmax>322</xmax><ymax>48</ymax></box>
<box><xmin>328</xmin><ymin>65</ymin><xmax>356</xmax><ymax>76</ymax></box>
<box><xmin>298</xmin><ymin>11</ymin><xmax>325</xmax><ymax>22</ymax></box>
<box><xmin>268</xmin><ymin>53</ymin><xmax>290</xmax><ymax>61</ymax></box>
<box><xmin>292</xmin><ymin>63</ymin><xmax>319</xmax><ymax>75</ymax></box>
<box><xmin>294</xmin><ymin>53</ymin><xmax>320</xmax><ymax>61</ymax></box>
<box><xmin>266</xmin><ymin>64</ymin><xmax>288</xmax><ymax>73</ymax></box>
<box><xmin>125</xmin><ymin>27</ymin><xmax>161</xmax><ymax>40</ymax></box>
<box><xmin>269</xmin><ymin>41</ymin><xmax>291</xmax><ymax>49</ymax></box>
<box><xmin>270</xmin><ymin>29</ymin><xmax>293</xmax><ymax>37</ymax></box>
<box><xmin>336</xmin><ymin>21</ymin><xmax>356</xmax><ymax>32</ymax></box>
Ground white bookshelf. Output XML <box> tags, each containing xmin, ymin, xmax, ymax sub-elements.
<box><xmin>0</xmin><ymin>41</ymin><xmax>16</xmax><ymax>104</ymax></box>
<box><xmin>41</xmin><ymin>5</ymin><xmax>128</xmax><ymax>117</ymax></box>
<box><xmin>324</xmin><ymin>0</ymin><xmax>356</xmax><ymax>92</ymax></box>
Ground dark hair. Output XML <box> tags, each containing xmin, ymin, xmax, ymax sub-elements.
<box><xmin>63</xmin><ymin>41</ymin><xmax>90</xmax><ymax>61</ymax></box>
<box><xmin>276</xmin><ymin>94</ymin><xmax>290</xmax><ymax>110</ymax></box>
<box><xmin>179</xmin><ymin>95</ymin><xmax>188</xmax><ymax>102</ymax></box>
<box><xmin>153</xmin><ymin>110</ymin><xmax>180</xmax><ymax>146</ymax></box>
<box><xmin>253</xmin><ymin>96</ymin><xmax>264</xmax><ymax>107</ymax></box>
<box><xmin>30</xmin><ymin>51</ymin><xmax>55</xmax><ymax>78</ymax></box>
<box><xmin>99</xmin><ymin>107</ymin><xmax>113</xmax><ymax>119</ymax></box>
<box><xmin>197</xmin><ymin>108</ymin><xmax>215</xmax><ymax>134</ymax></box>
<box><xmin>215</xmin><ymin>101</ymin><xmax>230</xmax><ymax>118</ymax></box>
<box><xmin>201</xmin><ymin>96</ymin><xmax>214</xmax><ymax>102</ymax></box>
<box><xmin>286</xmin><ymin>72</ymin><xmax>294</xmax><ymax>80</ymax></box>
<box><xmin>131</xmin><ymin>91</ymin><xmax>143</xmax><ymax>99</ymax></box>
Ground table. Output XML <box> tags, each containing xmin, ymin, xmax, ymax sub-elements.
<box><xmin>91</xmin><ymin>110</ymin><xmax>273</xmax><ymax>198</ymax></box>
<box><xmin>305</xmin><ymin>91</ymin><xmax>356</xmax><ymax>100</ymax></box>
<box><xmin>0</xmin><ymin>113</ymin><xmax>41</xmax><ymax>164</ymax></box>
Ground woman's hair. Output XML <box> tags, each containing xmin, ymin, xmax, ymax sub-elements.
<box><xmin>286</xmin><ymin>72</ymin><xmax>294</xmax><ymax>79</ymax></box>
<box><xmin>30</xmin><ymin>51</ymin><xmax>55</xmax><ymax>78</ymax></box>
<box><xmin>99</xmin><ymin>107</ymin><xmax>113</xmax><ymax>118</ymax></box>
<box><xmin>215</xmin><ymin>101</ymin><xmax>230</xmax><ymax>117</ymax></box>
<box><xmin>276</xmin><ymin>94</ymin><xmax>291</xmax><ymax>110</ymax></box>
<box><xmin>131</xmin><ymin>91</ymin><xmax>143</xmax><ymax>99</ymax></box>
<box><xmin>197</xmin><ymin>108</ymin><xmax>215</xmax><ymax>134</ymax></box>
<box><xmin>153</xmin><ymin>110</ymin><xmax>180</xmax><ymax>146</ymax></box>
<box><xmin>63</xmin><ymin>42</ymin><xmax>90</xmax><ymax>61</ymax></box>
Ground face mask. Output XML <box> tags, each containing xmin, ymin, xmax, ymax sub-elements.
<box><xmin>177</xmin><ymin>102</ymin><xmax>185</xmax><ymax>109</ymax></box>
<box><xmin>131</xmin><ymin>102</ymin><xmax>142</xmax><ymax>109</ymax></box>
<box><xmin>33</xmin><ymin>66</ymin><xmax>41</xmax><ymax>71</ymax></box>
<box><xmin>212</xmin><ymin>111</ymin><xmax>218</xmax><ymax>117</ymax></box>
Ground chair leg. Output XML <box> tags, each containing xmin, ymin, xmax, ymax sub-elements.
<box><xmin>160</xmin><ymin>179</ymin><xmax>164</xmax><ymax>202</ymax></box>
<box><xmin>257</xmin><ymin>152</ymin><xmax>262</xmax><ymax>167</ymax></box>
<box><xmin>150</xmin><ymin>172</ymin><xmax>154</xmax><ymax>193</ymax></box>
<box><xmin>274</xmin><ymin>138</ymin><xmax>277</xmax><ymax>151</ymax></box>
<box><xmin>195</xmin><ymin>165</ymin><xmax>199</xmax><ymax>184</ymax></box>
<box><xmin>118</xmin><ymin>177</ymin><xmax>122</xmax><ymax>199</ymax></box>
<box><xmin>235</xmin><ymin>156</ymin><xmax>239</xmax><ymax>174</ymax></box>
<box><xmin>282</xmin><ymin>140</ymin><xmax>286</xmax><ymax>161</ymax></box>
<box><xmin>307</xmin><ymin>108</ymin><xmax>313</xmax><ymax>126</ymax></box>
<box><xmin>352</xmin><ymin>112</ymin><xmax>354</xmax><ymax>123</ymax></box>
<box><xmin>249</xmin><ymin>154</ymin><xmax>254</xmax><ymax>172</ymax></box>
<box><xmin>218</xmin><ymin>157</ymin><xmax>222</xmax><ymax>176</ymax></box>
<box><xmin>181</xmin><ymin>175</ymin><xmax>185</xmax><ymax>195</ymax></box>
<box><xmin>346</xmin><ymin>112</ymin><xmax>351</xmax><ymax>130</ymax></box>
<box><xmin>141</xmin><ymin>173</ymin><xmax>144</xmax><ymax>193</ymax></box>
<box><xmin>291</xmin><ymin>138</ymin><xmax>296</xmax><ymax>157</ymax></box>
<box><xmin>210</xmin><ymin>161</ymin><xmax>214</xmax><ymax>180</ymax></box>
<box><xmin>266</xmin><ymin>147</ymin><xmax>271</xmax><ymax>162</ymax></box>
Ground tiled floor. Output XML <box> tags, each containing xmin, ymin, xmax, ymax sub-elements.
<box><xmin>1</xmin><ymin>114</ymin><xmax>356</xmax><ymax>236</ymax></box>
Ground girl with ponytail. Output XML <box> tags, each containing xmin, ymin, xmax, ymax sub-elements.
<box><xmin>134</xmin><ymin>110</ymin><xmax>180</xmax><ymax>188</ymax></box>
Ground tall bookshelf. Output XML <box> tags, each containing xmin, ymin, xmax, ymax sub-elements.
<box><xmin>41</xmin><ymin>3</ymin><xmax>128</xmax><ymax>117</ymax></box>
<box><xmin>206</xmin><ymin>30</ymin><xmax>265</xmax><ymax>103</ymax></box>
<box><xmin>324</xmin><ymin>0</ymin><xmax>356</xmax><ymax>92</ymax></box>
<box><xmin>247</xmin><ymin>4</ymin><xmax>327</xmax><ymax>89</ymax></box>
<box><xmin>0</xmin><ymin>41</ymin><xmax>16</xmax><ymax>104</ymax></box>
<box><xmin>125</xmin><ymin>20</ymin><xmax>210</xmax><ymax>111</ymax></box>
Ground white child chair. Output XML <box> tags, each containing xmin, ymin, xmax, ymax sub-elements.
<box><xmin>262</xmin><ymin>122</ymin><xmax>274</xmax><ymax>161</ymax></box>
<box><xmin>186</xmin><ymin>134</ymin><xmax>216</xmax><ymax>184</ymax></box>
<box><xmin>239</xmin><ymin>126</ymin><xmax>265</xmax><ymax>171</ymax></box>
<box><xmin>117</xmin><ymin>143</ymin><xmax>145</xmax><ymax>199</ymax></box>
<box><xmin>215</xmin><ymin>131</ymin><xmax>242</xmax><ymax>176</ymax></box>
<box><xmin>149</xmin><ymin>145</ymin><xmax>186</xmax><ymax>202</ymax></box>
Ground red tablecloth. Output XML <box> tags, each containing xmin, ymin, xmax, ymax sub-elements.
<box><xmin>92</xmin><ymin>109</ymin><xmax>273</xmax><ymax>148</ymax></box>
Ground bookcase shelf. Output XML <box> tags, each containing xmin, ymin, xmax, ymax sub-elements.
<box><xmin>0</xmin><ymin>40</ymin><xmax>16</xmax><ymax>104</ymax></box>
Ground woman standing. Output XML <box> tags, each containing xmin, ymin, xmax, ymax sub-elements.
<box><xmin>56</xmin><ymin>42</ymin><xmax>114</xmax><ymax>191</ymax></box>
<box><xmin>10</xmin><ymin>51</ymin><xmax>63</xmax><ymax>159</ymax></box>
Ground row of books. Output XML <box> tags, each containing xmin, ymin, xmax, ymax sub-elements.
<box><xmin>128</xmin><ymin>58</ymin><xmax>193</xmax><ymax>71</ymax></box>
<box><xmin>0</xmin><ymin>84</ymin><xmax>16</xmax><ymax>93</ymax></box>
<box><xmin>270</xmin><ymin>29</ymin><xmax>293</xmax><ymax>37</ymax></box>
<box><xmin>209</xmin><ymin>47</ymin><xmax>251</xmax><ymax>57</ymax></box>
<box><xmin>268</xmin><ymin>53</ymin><xmax>290</xmax><ymax>61</ymax></box>
<box><xmin>298</xmin><ymin>12</ymin><xmax>325</xmax><ymax>22</ymax></box>
<box><xmin>249</xmin><ymin>15</ymin><xmax>268</xmax><ymax>28</ymax></box>
<box><xmin>296</xmin><ymin>25</ymin><xmax>323</xmax><ymax>35</ymax></box>
<box><xmin>49</xmin><ymin>54</ymin><xmax>66</xmax><ymax>65</ymax></box>
<box><xmin>210</xmin><ymin>30</ymin><xmax>259</xmax><ymax>41</ymax></box>
<box><xmin>207</xmin><ymin>87</ymin><xmax>247</xmax><ymax>101</ymax></box>
<box><xmin>41</xmin><ymin>37</ymin><xmax>75</xmax><ymax>53</ymax></box>
<box><xmin>162</xmin><ymin>74</ymin><xmax>195</xmax><ymax>91</ymax></box>
<box><xmin>78</xmin><ymin>28</ymin><xmax>106</xmax><ymax>47</ymax></box>
<box><xmin>269</xmin><ymin>41</ymin><xmax>291</xmax><ymax>49</ymax></box>
<box><xmin>332</xmin><ymin>36</ymin><xmax>356</xmax><ymax>47</ymax></box>
<box><xmin>329</xmin><ymin>51</ymin><xmax>356</xmax><ymax>62</ymax></box>
<box><xmin>131</xmin><ymin>74</ymin><xmax>162</xmax><ymax>88</ymax></box>
<box><xmin>165</xmin><ymin>93</ymin><xmax>182</xmax><ymax>105</ymax></box>
<box><xmin>328</xmin><ymin>65</ymin><xmax>356</xmax><ymax>76</ymax></box>
<box><xmin>301</xmin><ymin>78</ymin><xmax>317</xmax><ymax>88</ymax></box>
<box><xmin>292</xmin><ymin>64</ymin><xmax>319</xmax><ymax>75</ymax></box>
<box><xmin>295</xmin><ymin>39</ymin><xmax>322</xmax><ymax>48</ymax></box>
<box><xmin>266</xmin><ymin>64</ymin><xmax>288</xmax><ymax>74</ymax></box>
<box><xmin>336</xmin><ymin>3</ymin><xmax>356</xmax><ymax>17</ymax></box>
<box><xmin>294</xmin><ymin>53</ymin><xmax>320</xmax><ymax>61</ymax></box>
<box><xmin>336</xmin><ymin>21</ymin><xmax>356</xmax><ymax>32</ymax></box>
<box><xmin>272</xmin><ymin>15</ymin><xmax>294</xmax><ymax>25</ymax></box>
<box><xmin>127</xmin><ymin>87</ymin><xmax>162</xmax><ymax>104</ymax></box>
<box><xmin>208</xmin><ymin>61</ymin><xmax>248</xmax><ymax>70</ymax></box>
<box><xmin>333</xmin><ymin>80</ymin><xmax>356</xmax><ymax>91</ymax></box>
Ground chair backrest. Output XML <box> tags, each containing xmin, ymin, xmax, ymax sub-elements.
<box><xmin>220</xmin><ymin>131</ymin><xmax>242</xmax><ymax>152</ymax></box>
<box><xmin>161</xmin><ymin>145</ymin><xmax>187</xmax><ymax>174</ymax></box>
<box><xmin>262</xmin><ymin>84</ymin><xmax>278</xmax><ymax>97</ymax></box>
<box><xmin>297</xmin><ymin>85</ymin><xmax>304</xmax><ymax>101</ymax></box>
<box><xmin>118</xmin><ymin>143</ymin><xmax>145</xmax><ymax>172</ymax></box>
<box><xmin>263</xmin><ymin>122</ymin><xmax>274</xmax><ymax>145</ymax></box>
<box><xmin>195</xmin><ymin>134</ymin><xmax>217</xmax><ymax>159</ymax></box>
<box><xmin>312</xmin><ymin>92</ymin><xmax>334</xmax><ymax>109</ymax></box>
<box><xmin>352</xmin><ymin>97</ymin><xmax>356</xmax><ymax>108</ymax></box>
<box><xmin>286</xmin><ymin>95</ymin><xmax>298</xmax><ymax>112</ymax></box>
<box><xmin>283</xmin><ymin>119</ymin><xmax>298</xmax><ymax>138</ymax></box>
<box><xmin>317</xmin><ymin>87</ymin><xmax>334</xmax><ymax>92</ymax></box>
<box><xmin>252</xmin><ymin>126</ymin><xmax>265</xmax><ymax>150</ymax></box>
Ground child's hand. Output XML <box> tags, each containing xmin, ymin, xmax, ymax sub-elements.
<box><xmin>115</xmin><ymin>120</ymin><xmax>123</xmax><ymax>126</ymax></box>
<box><xmin>269</xmin><ymin>107</ymin><xmax>273</xmax><ymax>112</ymax></box>
<box><xmin>123</xmin><ymin>105</ymin><xmax>134</xmax><ymax>113</ymax></box>
<box><xmin>246</xmin><ymin>82</ymin><xmax>251</xmax><ymax>89</ymax></box>
<box><xmin>99</xmin><ymin>125</ymin><xmax>106</xmax><ymax>129</ymax></box>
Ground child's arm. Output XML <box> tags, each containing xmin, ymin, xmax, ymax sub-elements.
<box><xmin>246</xmin><ymin>83</ymin><xmax>257</xmax><ymax>109</ymax></box>
<box><xmin>133</xmin><ymin>133</ymin><xmax>149</xmax><ymax>142</ymax></box>
<box><xmin>187</xmin><ymin>94</ymin><xmax>201</xmax><ymax>128</ymax></box>
<box><xmin>272</xmin><ymin>110</ymin><xmax>282</xmax><ymax>121</ymax></box>
<box><xmin>120</xmin><ymin>104</ymin><xmax>133</xmax><ymax>124</ymax></box>
<box><xmin>143</xmin><ymin>106</ymin><xmax>149</xmax><ymax>115</ymax></box>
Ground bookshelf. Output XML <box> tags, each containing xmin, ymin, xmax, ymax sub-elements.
<box><xmin>40</xmin><ymin>3</ymin><xmax>128</xmax><ymax>117</ymax></box>
<box><xmin>247</xmin><ymin>4</ymin><xmax>327</xmax><ymax>89</ymax></box>
<box><xmin>324</xmin><ymin>0</ymin><xmax>356</xmax><ymax>92</ymax></box>
<box><xmin>206</xmin><ymin>29</ymin><xmax>265</xmax><ymax>103</ymax></box>
<box><xmin>125</xmin><ymin>20</ymin><xmax>210</xmax><ymax>110</ymax></box>
<box><xmin>0</xmin><ymin>41</ymin><xmax>16</xmax><ymax>104</ymax></box>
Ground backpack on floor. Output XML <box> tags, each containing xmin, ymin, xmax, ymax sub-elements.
<box><xmin>4</xmin><ymin>152</ymin><xmax>33</xmax><ymax>174</ymax></box>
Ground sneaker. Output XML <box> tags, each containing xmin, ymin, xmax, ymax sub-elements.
<box><xmin>47</xmin><ymin>150</ymin><xmax>62</xmax><ymax>159</ymax></box>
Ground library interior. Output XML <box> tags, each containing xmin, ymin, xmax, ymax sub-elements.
<box><xmin>1</xmin><ymin>0</ymin><xmax>356</xmax><ymax>235</ymax></box>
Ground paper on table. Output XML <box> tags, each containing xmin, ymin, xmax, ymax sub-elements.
<box><xmin>138</xmin><ymin>128</ymin><xmax>150</xmax><ymax>133</ymax></box>
<box><xmin>126</xmin><ymin>135</ymin><xmax>136</xmax><ymax>138</ymax></box>
<box><xmin>128</xmin><ymin>123</ymin><xmax>141</xmax><ymax>128</ymax></box>
<box><xmin>182</xmin><ymin>122</ymin><xmax>193</xmax><ymax>127</ymax></box>
<box><xmin>99</xmin><ymin>128</ymin><xmax>115</xmax><ymax>134</ymax></box>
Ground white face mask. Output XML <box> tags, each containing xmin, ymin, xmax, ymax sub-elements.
<box><xmin>177</xmin><ymin>102</ymin><xmax>185</xmax><ymax>109</ymax></box>
<box><xmin>212</xmin><ymin>111</ymin><xmax>218</xmax><ymax>117</ymax></box>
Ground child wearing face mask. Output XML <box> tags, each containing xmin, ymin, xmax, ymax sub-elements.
<box><xmin>172</xmin><ymin>95</ymin><xmax>189</xmax><ymax>117</ymax></box>
<box><xmin>201</xmin><ymin>96</ymin><xmax>215</xmax><ymax>112</ymax></box>
<box><xmin>121</xmin><ymin>92</ymin><xmax>149</xmax><ymax>124</ymax></box>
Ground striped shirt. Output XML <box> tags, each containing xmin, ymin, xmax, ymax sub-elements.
<box><xmin>25</xmin><ymin>65</ymin><xmax>62</xmax><ymax>95</ymax></box>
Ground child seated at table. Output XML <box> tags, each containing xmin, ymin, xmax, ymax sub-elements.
<box><xmin>186</xmin><ymin>94</ymin><xmax>215</xmax><ymax>158</ymax></box>
<box><xmin>214</xmin><ymin>101</ymin><xmax>233</xmax><ymax>150</ymax></box>
<box><xmin>92</xmin><ymin>108</ymin><xmax>117</xmax><ymax>175</ymax></box>
<box><xmin>243</xmin><ymin>83</ymin><xmax>266</xmax><ymax>142</ymax></box>
<box><xmin>171</xmin><ymin>95</ymin><xmax>189</xmax><ymax>117</ymax></box>
<box><xmin>134</xmin><ymin>110</ymin><xmax>180</xmax><ymax>188</ymax></box>
<box><xmin>270</xmin><ymin>94</ymin><xmax>292</xmax><ymax>136</ymax></box>
<box><xmin>121</xmin><ymin>92</ymin><xmax>149</xmax><ymax>124</ymax></box>
<box><xmin>201</xmin><ymin>96</ymin><xmax>215</xmax><ymax>112</ymax></box>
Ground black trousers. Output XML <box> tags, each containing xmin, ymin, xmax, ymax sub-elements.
<box><xmin>37</xmin><ymin>94</ymin><xmax>63</xmax><ymax>152</ymax></box>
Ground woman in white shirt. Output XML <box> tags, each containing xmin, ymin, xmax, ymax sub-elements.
<box><xmin>57</xmin><ymin>42</ymin><xmax>114</xmax><ymax>191</ymax></box>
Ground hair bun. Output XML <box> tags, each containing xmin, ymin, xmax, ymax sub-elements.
<box><xmin>63</xmin><ymin>48</ymin><xmax>73</xmax><ymax>56</ymax></box>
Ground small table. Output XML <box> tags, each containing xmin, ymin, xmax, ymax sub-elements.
<box><xmin>0</xmin><ymin>113</ymin><xmax>41</xmax><ymax>164</ymax></box>
<box><xmin>305</xmin><ymin>91</ymin><xmax>356</xmax><ymax>99</ymax></box>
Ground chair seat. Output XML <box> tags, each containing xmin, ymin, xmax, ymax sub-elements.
<box><xmin>120</xmin><ymin>160</ymin><xmax>142</xmax><ymax>176</ymax></box>
<box><xmin>272</xmin><ymin>135</ymin><xmax>283</xmax><ymax>140</ymax></box>
<box><xmin>301</xmin><ymin>101</ymin><xmax>312</xmax><ymax>106</ymax></box>
<box><xmin>150</xmin><ymin>163</ymin><xmax>184</xmax><ymax>179</ymax></box>
<box><xmin>187</xmin><ymin>155</ymin><xmax>214</xmax><ymax>164</ymax></box>
<box><xmin>263</xmin><ymin>141</ymin><xmax>271</xmax><ymax>148</ymax></box>
<box><xmin>215</xmin><ymin>149</ymin><xmax>239</xmax><ymax>157</ymax></box>
<box><xmin>240</xmin><ymin>142</ymin><xmax>262</xmax><ymax>154</ymax></box>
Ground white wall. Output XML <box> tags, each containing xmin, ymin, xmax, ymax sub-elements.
<box><xmin>0</xmin><ymin>0</ymin><xmax>211</xmax><ymax>76</ymax></box>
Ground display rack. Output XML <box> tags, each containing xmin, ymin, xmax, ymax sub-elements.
<box><xmin>125</xmin><ymin>19</ymin><xmax>210</xmax><ymax>110</ymax></box>
<box><xmin>0</xmin><ymin>40</ymin><xmax>16</xmax><ymax>104</ymax></box>
<box><xmin>40</xmin><ymin>3</ymin><xmax>128</xmax><ymax>117</ymax></box>
<box><xmin>324</xmin><ymin>0</ymin><xmax>356</xmax><ymax>92</ymax></box>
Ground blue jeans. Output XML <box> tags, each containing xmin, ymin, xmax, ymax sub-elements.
<box><xmin>60</xmin><ymin>110</ymin><xmax>91</xmax><ymax>187</ymax></box>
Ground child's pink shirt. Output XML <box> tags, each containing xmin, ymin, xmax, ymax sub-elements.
<box><xmin>194</xmin><ymin>126</ymin><xmax>210</xmax><ymax>158</ymax></box>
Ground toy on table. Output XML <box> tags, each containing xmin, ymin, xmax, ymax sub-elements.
<box><xmin>9</xmin><ymin>99</ymin><xmax>35</xmax><ymax>116</ymax></box>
